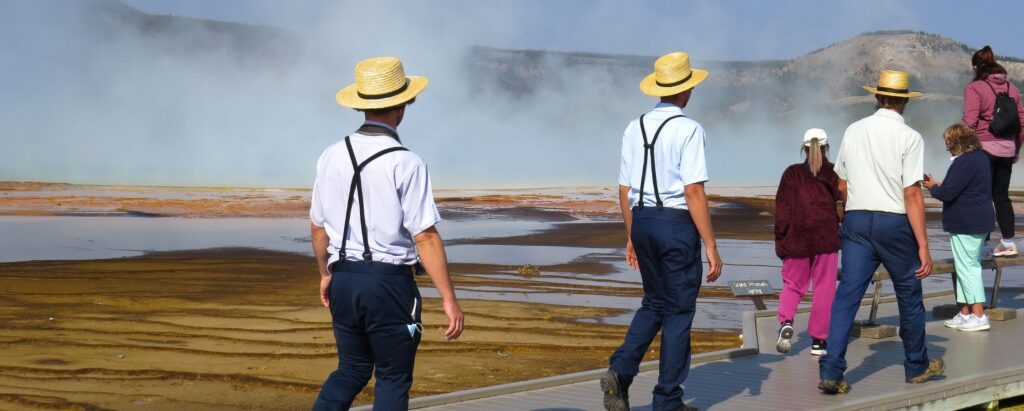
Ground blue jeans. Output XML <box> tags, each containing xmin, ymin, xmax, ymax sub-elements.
<box><xmin>610</xmin><ymin>207</ymin><xmax>702</xmax><ymax>411</ymax></box>
<box><xmin>819</xmin><ymin>211</ymin><xmax>930</xmax><ymax>381</ymax></box>
<box><xmin>313</xmin><ymin>261</ymin><xmax>422</xmax><ymax>411</ymax></box>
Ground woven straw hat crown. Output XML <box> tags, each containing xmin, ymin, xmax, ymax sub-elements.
<box><xmin>355</xmin><ymin>57</ymin><xmax>407</xmax><ymax>96</ymax></box>
<box><xmin>655</xmin><ymin>52</ymin><xmax>693</xmax><ymax>85</ymax></box>
<box><xmin>336</xmin><ymin>56</ymin><xmax>428</xmax><ymax>110</ymax></box>
<box><xmin>863</xmin><ymin>69</ymin><xmax>923</xmax><ymax>98</ymax></box>
<box><xmin>639</xmin><ymin>51</ymin><xmax>709</xmax><ymax>97</ymax></box>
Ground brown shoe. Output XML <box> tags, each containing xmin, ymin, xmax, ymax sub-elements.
<box><xmin>906</xmin><ymin>357</ymin><xmax>944</xmax><ymax>383</ymax></box>
<box><xmin>817</xmin><ymin>379</ymin><xmax>849</xmax><ymax>395</ymax></box>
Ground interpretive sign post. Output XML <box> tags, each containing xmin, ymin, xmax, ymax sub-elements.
<box><xmin>728</xmin><ymin>280</ymin><xmax>775</xmax><ymax>311</ymax></box>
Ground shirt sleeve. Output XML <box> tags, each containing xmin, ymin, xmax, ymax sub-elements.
<box><xmin>399</xmin><ymin>158</ymin><xmax>442</xmax><ymax>237</ymax></box>
<box><xmin>928</xmin><ymin>157</ymin><xmax>968</xmax><ymax>202</ymax></box>
<box><xmin>310</xmin><ymin>151</ymin><xmax>327</xmax><ymax>227</ymax></box>
<box><xmin>773</xmin><ymin>167</ymin><xmax>794</xmax><ymax>243</ymax></box>
<box><xmin>1014</xmin><ymin>84</ymin><xmax>1024</xmax><ymax>148</ymax></box>
<box><xmin>902</xmin><ymin>134</ymin><xmax>925</xmax><ymax>188</ymax></box>
<box><xmin>679</xmin><ymin>124</ymin><xmax>709</xmax><ymax>185</ymax></box>
<box><xmin>834</xmin><ymin>129</ymin><xmax>849</xmax><ymax>180</ymax></box>
<box><xmin>618</xmin><ymin>122</ymin><xmax>634</xmax><ymax>186</ymax></box>
<box><xmin>962</xmin><ymin>84</ymin><xmax>982</xmax><ymax>131</ymax></box>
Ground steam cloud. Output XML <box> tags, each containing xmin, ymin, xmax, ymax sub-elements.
<box><xmin>0</xmin><ymin>1</ymin><xmax>1009</xmax><ymax>188</ymax></box>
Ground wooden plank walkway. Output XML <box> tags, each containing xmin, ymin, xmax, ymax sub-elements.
<box><xmin>393</xmin><ymin>291</ymin><xmax>1024</xmax><ymax>411</ymax></box>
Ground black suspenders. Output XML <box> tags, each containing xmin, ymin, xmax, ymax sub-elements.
<box><xmin>339</xmin><ymin>125</ymin><xmax>408</xmax><ymax>263</ymax></box>
<box><xmin>637</xmin><ymin>114</ymin><xmax>685</xmax><ymax>209</ymax></box>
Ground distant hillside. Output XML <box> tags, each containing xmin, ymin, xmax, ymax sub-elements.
<box><xmin>69</xmin><ymin>2</ymin><xmax>1024</xmax><ymax>102</ymax></box>
<box><xmin>470</xmin><ymin>31</ymin><xmax>1024</xmax><ymax>102</ymax></box>
<box><xmin>783</xmin><ymin>30</ymin><xmax>1024</xmax><ymax>99</ymax></box>
<box><xmin>75</xmin><ymin>0</ymin><xmax>301</xmax><ymax>66</ymax></box>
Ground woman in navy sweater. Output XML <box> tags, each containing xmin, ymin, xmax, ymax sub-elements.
<box><xmin>923</xmin><ymin>124</ymin><xmax>995</xmax><ymax>331</ymax></box>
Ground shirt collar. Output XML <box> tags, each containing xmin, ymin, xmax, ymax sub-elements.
<box><xmin>873</xmin><ymin>108</ymin><xmax>905</xmax><ymax>123</ymax></box>
<box><xmin>360</xmin><ymin>121</ymin><xmax>401</xmax><ymax>142</ymax></box>
<box><xmin>362</xmin><ymin>121</ymin><xmax>399</xmax><ymax>135</ymax></box>
<box><xmin>653</xmin><ymin>102</ymin><xmax>685</xmax><ymax>114</ymax></box>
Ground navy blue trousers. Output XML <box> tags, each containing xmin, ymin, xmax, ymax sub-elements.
<box><xmin>819</xmin><ymin>211</ymin><xmax>930</xmax><ymax>381</ymax></box>
<box><xmin>313</xmin><ymin>261</ymin><xmax>422</xmax><ymax>411</ymax></box>
<box><xmin>610</xmin><ymin>207</ymin><xmax>702</xmax><ymax>411</ymax></box>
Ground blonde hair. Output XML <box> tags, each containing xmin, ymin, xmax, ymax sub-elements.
<box><xmin>803</xmin><ymin>138</ymin><xmax>829</xmax><ymax>177</ymax></box>
<box><xmin>943</xmin><ymin>123</ymin><xmax>981</xmax><ymax>156</ymax></box>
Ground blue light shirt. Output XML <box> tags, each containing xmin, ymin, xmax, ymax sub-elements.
<box><xmin>618</xmin><ymin>103</ymin><xmax>709</xmax><ymax>210</ymax></box>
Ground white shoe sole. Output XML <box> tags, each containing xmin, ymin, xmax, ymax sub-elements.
<box><xmin>776</xmin><ymin>325</ymin><xmax>794</xmax><ymax>353</ymax></box>
<box><xmin>944</xmin><ymin>321</ymin><xmax>963</xmax><ymax>328</ymax></box>
<box><xmin>958</xmin><ymin>324</ymin><xmax>991</xmax><ymax>331</ymax></box>
<box><xmin>810</xmin><ymin>349</ymin><xmax>827</xmax><ymax>356</ymax></box>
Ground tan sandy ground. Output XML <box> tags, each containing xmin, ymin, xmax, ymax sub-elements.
<box><xmin>0</xmin><ymin>249</ymin><xmax>740</xmax><ymax>410</ymax></box>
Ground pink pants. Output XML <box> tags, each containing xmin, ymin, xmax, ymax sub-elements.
<box><xmin>777</xmin><ymin>251</ymin><xmax>838</xmax><ymax>340</ymax></box>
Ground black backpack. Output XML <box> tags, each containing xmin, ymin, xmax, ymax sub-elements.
<box><xmin>984</xmin><ymin>80</ymin><xmax>1022</xmax><ymax>138</ymax></box>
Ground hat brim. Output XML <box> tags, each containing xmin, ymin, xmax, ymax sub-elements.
<box><xmin>862</xmin><ymin>85</ymin><xmax>923</xmax><ymax>99</ymax></box>
<box><xmin>639</xmin><ymin>69</ymin><xmax>709</xmax><ymax>97</ymax></box>
<box><xmin>336</xmin><ymin>76</ymin><xmax>429</xmax><ymax>110</ymax></box>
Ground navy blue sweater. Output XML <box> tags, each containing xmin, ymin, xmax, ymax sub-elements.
<box><xmin>928</xmin><ymin>150</ymin><xmax>995</xmax><ymax>235</ymax></box>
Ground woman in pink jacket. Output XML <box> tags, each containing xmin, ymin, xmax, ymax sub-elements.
<box><xmin>962</xmin><ymin>46</ymin><xmax>1024</xmax><ymax>257</ymax></box>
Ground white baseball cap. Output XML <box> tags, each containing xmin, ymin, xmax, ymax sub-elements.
<box><xmin>803</xmin><ymin>128</ymin><xmax>828</xmax><ymax>146</ymax></box>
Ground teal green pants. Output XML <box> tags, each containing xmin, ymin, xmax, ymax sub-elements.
<box><xmin>951</xmin><ymin>233</ymin><xmax>987</xmax><ymax>304</ymax></box>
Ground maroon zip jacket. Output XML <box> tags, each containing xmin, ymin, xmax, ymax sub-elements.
<box><xmin>774</xmin><ymin>161</ymin><xmax>841</xmax><ymax>259</ymax></box>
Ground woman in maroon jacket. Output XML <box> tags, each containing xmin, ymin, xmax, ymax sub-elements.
<box><xmin>962</xmin><ymin>46</ymin><xmax>1024</xmax><ymax>257</ymax></box>
<box><xmin>773</xmin><ymin>128</ymin><xmax>842</xmax><ymax>356</ymax></box>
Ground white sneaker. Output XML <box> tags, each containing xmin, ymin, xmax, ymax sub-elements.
<box><xmin>994</xmin><ymin>240</ymin><xmax>1018</xmax><ymax>257</ymax></box>
<box><xmin>957</xmin><ymin>314</ymin><xmax>991</xmax><ymax>331</ymax></box>
<box><xmin>944</xmin><ymin>313</ymin><xmax>970</xmax><ymax>328</ymax></box>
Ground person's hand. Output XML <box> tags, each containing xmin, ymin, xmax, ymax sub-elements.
<box><xmin>625</xmin><ymin>239</ymin><xmax>639</xmax><ymax>270</ymax></box>
<box><xmin>914</xmin><ymin>248</ymin><xmax>933</xmax><ymax>279</ymax></box>
<box><xmin>442</xmin><ymin>299</ymin><xmax>464</xmax><ymax>341</ymax></box>
<box><xmin>319</xmin><ymin>275</ymin><xmax>332</xmax><ymax>308</ymax></box>
<box><xmin>705</xmin><ymin>245</ymin><xmax>723</xmax><ymax>283</ymax></box>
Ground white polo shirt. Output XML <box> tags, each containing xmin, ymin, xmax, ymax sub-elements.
<box><xmin>310</xmin><ymin>128</ymin><xmax>441</xmax><ymax>268</ymax></box>
<box><xmin>834</xmin><ymin>109</ymin><xmax>925</xmax><ymax>214</ymax></box>
<box><xmin>618</xmin><ymin>104</ymin><xmax>709</xmax><ymax>210</ymax></box>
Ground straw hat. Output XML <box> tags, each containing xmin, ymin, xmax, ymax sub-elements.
<box><xmin>803</xmin><ymin>128</ymin><xmax>828</xmax><ymax>147</ymax></box>
<box><xmin>336</xmin><ymin>57</ymin><xmax>429</xmax><ymax>110</ymax></box>
<box><xmin>862</xmin><ymin>70</ymin><xmax>923</xmax><ymax>99</ymax></box>
<box><xmin>639</xmin><ymin>52</ymin><xmax>709</xmax><ymax>97</ymax></box>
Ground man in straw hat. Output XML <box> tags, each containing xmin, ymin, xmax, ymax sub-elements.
<box><xmin>818</xmin><ymin>70</ymin><xmax>944</xmax><ymax>394</ymax></box>
<box><xmin>310</xmin><ymin>56</ymin><xmax>464</xmax><ymax>410</ymax></box>
<box><xmin>601</xmin><ymin>51</ymin><xmax>724</xmax><ymax>411</ymax></box>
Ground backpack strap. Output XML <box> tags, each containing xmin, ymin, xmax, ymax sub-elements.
<box><xmin>637</xmin><ymin>114</ymin><xmax>685</xmax><ymax>209</ymax></box>
<box><xmin>340</xmin><ymin>136</ymin><xmax>409</xmax><ymax>263</ymax></box>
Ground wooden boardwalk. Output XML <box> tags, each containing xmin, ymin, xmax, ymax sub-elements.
<box><xmin>380</xmin><ymin>290</ymin><xmax>1024</xmax><ymax>411</ymax></box>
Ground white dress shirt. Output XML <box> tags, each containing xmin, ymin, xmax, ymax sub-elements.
<box><xmin>618</xmin><ymin>103</ymin><xmax>709</xmax><ymax>210</ymax></box>
<box><xmin>834</xmin><ymin>109</ymin><xmax>925</xmax><ymax>214</ymax></box>
<box><xmin>310</xmin><ymin>128</ymin><xmax>441</xmax><ymax>268</ymax></box>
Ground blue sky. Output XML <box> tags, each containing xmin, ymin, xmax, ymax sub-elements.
<box><xmin>125</xmin><ymin>0</ymin><xmax>1024</xmax><ymax>61</ymax></box>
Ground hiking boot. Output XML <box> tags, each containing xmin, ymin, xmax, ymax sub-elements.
<box><xmin>810</xmin><ymin>339</ymin><xmax>827</xmax><ymax>356</ymax></box>
<box><xmin>776</xmin><ymin>320</ymin><xmax>794</xmax><ymax>353</ymax></box>
<box><xmin>944</xmin><ymin>312</ymin><xmax>970</xmax><ymax>328</ymax></box>
<box><xmin>957</xmin><ymin>314</ymin><xmax>991</xmax><ymax>332</ymax></box>
<box><xmin>994</xmin><ymin>240</ymin><xmax>1018</xmax><ymax>257</ymax></box>
<box><xmin>600</xmin><ymin>369</ymin><xmax>630</xmax><ymax>411</ymax></box>
<box><xmin>818</xmin><ymin>379</ymin><xmax>849</xmax><ymax>395</ymax></box>
<box><xmin>906</xmin><ymin>357</ymin><xmax>945</xmax><ymax>383</ymax></box>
